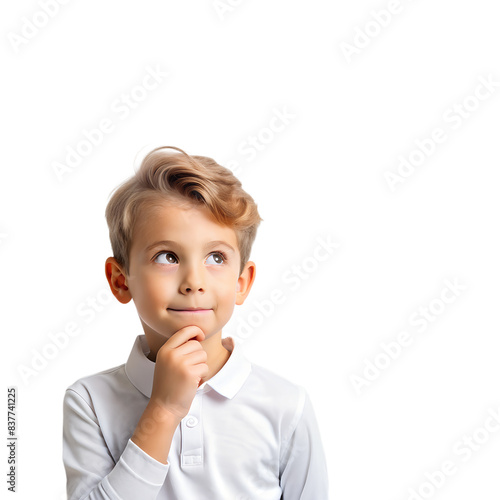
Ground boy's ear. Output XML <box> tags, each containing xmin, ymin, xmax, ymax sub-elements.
<box><xmin>235</xmin><ymin>261</ymin><xmax>256</xmax><ymax>305</ymax></box>
<box><xmin>105</xmin><ymin>257</ymin><xmax>132</xmax><ymax>304</ymax></box>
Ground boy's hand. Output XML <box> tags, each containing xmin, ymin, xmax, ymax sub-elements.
<box><xmin>150</xmin><ymin>325</ymin><xmax>209</xmax><ymax>421</ymax></box>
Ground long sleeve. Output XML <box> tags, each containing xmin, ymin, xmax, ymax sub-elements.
<box><xmin>63</xmin><ymin>388</ymin><xmax>169</xmax><ymax>499</ymax></box>
<box><xmin>279</xmin><ymin>390</ymin><xmax>330</xmax><ymax>499</ymax></box>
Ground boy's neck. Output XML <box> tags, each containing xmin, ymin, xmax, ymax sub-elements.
<box><xmin>201</xmin><ymin>338</ymin><xmax>232</xmax><ymax>384</ymax></box>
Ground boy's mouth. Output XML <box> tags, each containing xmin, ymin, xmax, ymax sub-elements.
<box><xmin>168</xmin><ymin>307</ymin><xmax>212</xmax><ymax>313</ymax></box>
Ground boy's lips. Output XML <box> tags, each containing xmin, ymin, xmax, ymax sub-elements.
<box><xmin>168</xmin><ymin>307</ymin><xmax>212</xmax><ymax>314</ymax></box>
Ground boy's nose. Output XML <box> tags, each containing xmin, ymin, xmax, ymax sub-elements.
<box><xmin>182</xmin><ymin>284</ymin><xmax>204</xmax><ymax>293</ymax></box>
<box><xmin>179</xmin><ymin>267</ymin><xmax>205</xmax><ymax>294</ymax></box>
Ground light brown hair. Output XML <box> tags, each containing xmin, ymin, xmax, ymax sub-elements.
<box><xmin>105</xmin><ymin>146</ymin><xmax>263</xmax><ymax>276</ymax></box>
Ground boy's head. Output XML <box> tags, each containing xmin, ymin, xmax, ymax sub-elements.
<box><xmin>105</xmin><ymin>146</ymin><xmax>262</xmax><ymax>278</ymax></box>
<box><xmin>104</xmin><ymin>146</ymin><xmax>263</xmax><ymax>345</ymax></box>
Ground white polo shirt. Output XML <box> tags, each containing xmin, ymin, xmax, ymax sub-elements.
<box><xmin>62</xmin><ymin>335</ymin><xmax>329</xmax><ymax>499</ymax></box>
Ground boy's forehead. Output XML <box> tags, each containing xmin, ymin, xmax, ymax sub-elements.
<box><xmin>132</xmin><ymin>198</ymin><xmax>239</xmax><ymax>252</ymax></box>
<box><xmin>137</xmin><ymin>197</ymin><xmax>215</xmax><ymax>227</ymax></box>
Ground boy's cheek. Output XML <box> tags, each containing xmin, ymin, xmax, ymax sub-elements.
<box><xmin>134</xmin><ymin>276</ymin><xmax>170</xmax><ymax>298</ymax></box>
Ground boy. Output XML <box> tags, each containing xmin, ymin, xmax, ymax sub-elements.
<box><xmin>62</xmin><ymin>146</ymin><xmax>329</xmax><ymax>499</ymax></box>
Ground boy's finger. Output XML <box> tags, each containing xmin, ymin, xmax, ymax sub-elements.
<box><xmin>165</xmin><ymin>325</ymin><xmax>205</xmax><ymax>349</ymax></box>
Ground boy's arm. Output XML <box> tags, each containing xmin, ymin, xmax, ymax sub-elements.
<box><xmin>63</xmin><ymin>388</ymin><xmax>172</xmax><ymax>500</ymax></box>
<box><xmin>63</xmin><ymin>325</ymin><xmax>208</xmax><ymax>499</ymax></box>
<box><xmin>130</xmin><ymin>399</ymin><xmax>181</xmax><ymax>465</ymax></box>
<box><xmin>279</xmin><ymin>388</ymin><xmax>330</xmax><ymax>500</ymax></box>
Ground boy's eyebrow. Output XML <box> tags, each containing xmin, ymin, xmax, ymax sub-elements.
<box><xmin>145</xmin><ymin>239</ymin><xmax>236</xmax><ymax>253</ymax></box>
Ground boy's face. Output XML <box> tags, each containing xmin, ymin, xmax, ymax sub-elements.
<box><xmin>106</xmin><ymin>198</ymin><xmax>255</xmax><ymax>346</ymax></box>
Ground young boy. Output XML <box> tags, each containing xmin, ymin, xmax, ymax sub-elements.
<box><xmin>62</xmin><ymin>146</ymin><xmax>329</xmax><ymax>499</ymax></box>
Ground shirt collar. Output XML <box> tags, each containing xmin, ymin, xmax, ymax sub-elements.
<box><xmin>124</xmin><ymin>334</ymin><xmax>252</xmax><ymax>400</ymax></box>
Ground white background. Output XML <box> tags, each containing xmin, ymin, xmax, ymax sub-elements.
<box><xmin>2</xmin><ymin>1</ymin><xmax>500</xmax><ymax>499</ymax></box>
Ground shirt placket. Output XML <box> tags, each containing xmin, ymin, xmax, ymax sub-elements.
<box><xmin>180</xmin><ymin>391</ymin><xmax>203</xmax><ymax>468</ymax></box>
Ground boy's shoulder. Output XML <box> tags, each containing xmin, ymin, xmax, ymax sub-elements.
<box><xmin>244</xmin><ymin>357</ymin><xmax>308</xmax><ymax>415</ymax></box>
<box><xmin>64</xmin><ymin>362</ymin><xmax>128</xmax><ymax>407</ymax></box>
<box><xmin>247</xmin><ymin>360</ymin><xmax>304</xmax><ymax>394</ymax></box>
<box><xmin>239</xmin><ymin>358</ymin><xmax>312</xmax><ymax>440</ymax></box>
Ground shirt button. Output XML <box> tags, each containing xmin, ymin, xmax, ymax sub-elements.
<box><xmin>186</xmin><ymin>415</ymin><xmax>198</xmax><ymax>428</ymax></box>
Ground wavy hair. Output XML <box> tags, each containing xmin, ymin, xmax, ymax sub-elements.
<box><xmin>105</xmin><ymin>146</ymin><xmax>263</xmax><ymax>276</ymax></box>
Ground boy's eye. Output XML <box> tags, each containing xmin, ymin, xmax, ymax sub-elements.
<box><xmin>206</xmin><ymin>252</ymin><xmax>225</xmax><ymax>265</ymax></box>
<box><xmin>154</xmin><ymin>252</ymin><xmax>178</xmax><ymax>265</ymax></box>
